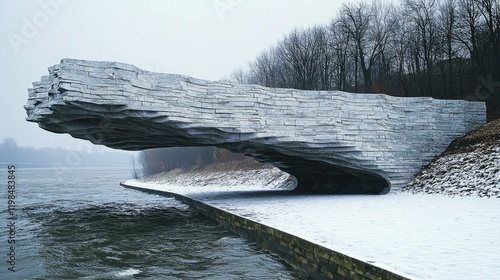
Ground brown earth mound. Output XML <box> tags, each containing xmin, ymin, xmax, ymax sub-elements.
<box><xmin>404</xmin><ymin>119</ymin><xmax>499</xmax><ymax>198</ymax></box>
<box><xmin>443</xmin><ymin>118</ymin><xmax>500</xmax><ymax>156</ymax></box>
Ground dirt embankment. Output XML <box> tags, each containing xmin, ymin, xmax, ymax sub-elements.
<box><xmin>404</xmin><ymin>119</ymin><xmax>500</xmax><ymax>198</ymax></box>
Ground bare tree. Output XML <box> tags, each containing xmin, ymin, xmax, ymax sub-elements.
<box><xmin>275</xmin><ymin>26</ymin><xmax>330</xmax><ymax>90</ymax></box>
<box><xmin>338</xmin><ymin>2</ymin><xmax>375</xmax><ymax>92</ymax></box>
<box><xmin>403</xmin><ymin>0</ymin><xmax>441</xmax><ymax>97</ymax></box>
<box><xmin>248</xmin><ymin>48</ymin><xmax>283</xmax><ymax>87</ymax></box>
<box><xmin>371</xmin><ymin>0</ymin><xmax>398</xmax><ymax>92</ymax></box>
<box><xmin>456</xmin><ymin>0</ymin><xmax>484</xmax><ymax>73</ymax></box>
<box><xmin>338</xmin><ymin>1</ymin><xmax>395</xmax><ymax>93</ymax></box>
<box><xmin>317</xmin><ymin>27</ymin><xmax>335</xmax><ymax>90</ymax></box>
<box><xmin>228</xmin><ymin>67</ymin><xmax>248</xmax><ymax>84</ymax></box>
<box><xmin>476</xmin><ymin>0</ymin><xmax>500</xmax><ymax>76</ymax></box>
<box><xmin>438</xmin><ymin>0</ymin><xmax>457</xmax><ymax>98</ymax></box>
<box><xmin>389</xmin><ymin>4</ymin><xmax>414</xmax><ymax>95</ymax></box>
<box><xmin>329</xmin><ymin>18</ymin><xmax>353</xmax><ymax>91</ymax></box>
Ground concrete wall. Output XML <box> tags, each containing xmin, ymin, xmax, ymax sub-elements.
<box><xmin>121</xmin><ymin>182</ymin><xmax>409</xmax><ymax>280</ymax></box>
<box><xmin>26</xmin><ymin>59</ymin><xmax>486</xmax><ymax>193</ymax></box>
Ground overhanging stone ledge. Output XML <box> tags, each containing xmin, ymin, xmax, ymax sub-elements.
<box><xmin>25</xmin><ymin>59</ymin><xmax>486</xmax><ymax>194</ymax></box>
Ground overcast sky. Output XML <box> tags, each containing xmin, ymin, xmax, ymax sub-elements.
<box><xmin>1</xmin><ymin>0</ymin><xmax>342</xmax><ymax>151</ymax></box>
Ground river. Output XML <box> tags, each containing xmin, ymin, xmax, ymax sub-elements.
<box><xmin>1</xmin><ymin>167</ymin><xmax>304</xmax><ymax>279</ymax></box>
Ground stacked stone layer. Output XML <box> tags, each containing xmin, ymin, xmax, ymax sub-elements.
<box><xmin>25</xmin><ymin>59</ymin><xmax>486</xmax><ymax>193</ymax></box>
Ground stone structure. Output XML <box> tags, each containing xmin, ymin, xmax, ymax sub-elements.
<box><xmin>25</xmin><ymin>59</ymin><xmax>486</xmax><ymax>194</ymax></box>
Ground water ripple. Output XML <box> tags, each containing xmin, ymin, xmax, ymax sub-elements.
<box><xmin>1</xmin><ymin>168</ymin><xmax>303</xmax><ymax>279</ymax></box>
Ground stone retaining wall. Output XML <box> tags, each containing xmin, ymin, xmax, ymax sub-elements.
<box><xmin>121</xmin><ymin>182</ymin><xmax>409</xmax><ymax>280</ymax></box>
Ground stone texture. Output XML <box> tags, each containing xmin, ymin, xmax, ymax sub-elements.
<box><xmin>25</xmin><ymin>59</ymin><xmax>486</xmax><ymax>194</ymax></box>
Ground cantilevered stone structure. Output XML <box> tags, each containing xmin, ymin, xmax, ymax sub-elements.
<box><xmin>25</xmin><ymin>59</ymin><xmax>486</xmax><ymax>194</ymax></box>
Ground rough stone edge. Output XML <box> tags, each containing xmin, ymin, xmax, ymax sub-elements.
<box><xmin>25</xmin><ymin>58</ymin><xmax>486</xmax><ymax>194</ymax></box>
<box><xmin>120</xmin><ymin>182</ymin><xmax>410</xmax><ymax>280</ymax></box>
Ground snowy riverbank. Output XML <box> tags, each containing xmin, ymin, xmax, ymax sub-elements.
<box><xmin>126</xmin><ymin>163</ymin><xmax>500</xmax><ymax>279</ymax></box>
<box><xmin>129</xmin><ymin>119</ymin><xmax>500</xmax><ymax>279</ymax></box>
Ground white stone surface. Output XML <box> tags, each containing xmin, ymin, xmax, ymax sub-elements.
<box><xmin>25</xmin><ymin>59</ymin><xmax>486</xmax><ymax>193</ymax></box>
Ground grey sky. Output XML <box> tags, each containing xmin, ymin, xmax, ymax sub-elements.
<box><xmin>1</xmin><ymin>0</ymin><xmax>341</xmax><ymax>150</ymax></box>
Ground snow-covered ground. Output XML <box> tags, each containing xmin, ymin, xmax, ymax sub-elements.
<box><xmin>124</xmin><ymin>167</ymin><xmax>500</xmax><ymax>280</ymax></box>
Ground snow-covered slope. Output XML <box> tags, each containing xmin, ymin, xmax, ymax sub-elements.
<box><xmin>405</xmin><ymin>119</ymin><xmax>499</xmax><ymax>198</ymax></box>
<box><xmin>405</xmin><ymin>144</ymin><xmax>499</xmax><ymax>197</ymax></box>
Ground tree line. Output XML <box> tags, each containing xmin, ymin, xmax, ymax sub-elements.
<box><xmin>230</xmin><ymin>0</ymin><xmax>499</xmax><ymax>120</ymax></box>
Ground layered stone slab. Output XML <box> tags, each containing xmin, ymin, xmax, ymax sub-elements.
<box><xmin>25</xmin><ymin>59</ymin><xmax>486</xmax><ymax>193</ymax></box>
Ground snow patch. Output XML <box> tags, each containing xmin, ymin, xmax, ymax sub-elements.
<box><xmin>138</xmin><ymin>166</ymin><xmax>296</xmax><ymax>191</ymax></box>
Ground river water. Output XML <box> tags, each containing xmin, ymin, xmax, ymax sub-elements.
<box><xmin>1</xmin><ymin>167</ymin><xmax>304</xmax><ymax>279</ymax></box>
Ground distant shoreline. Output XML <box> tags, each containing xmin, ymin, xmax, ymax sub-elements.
<box><xmin>0</xmin><ymin>163</ymin><xmax>131</xmax><ymax>169</ymax></box>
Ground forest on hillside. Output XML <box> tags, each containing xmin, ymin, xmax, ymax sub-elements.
<box><xmin>230</xmin><ymin>0</ymin><xmax>499</xmax><ymax>119</ymax></box>
<box><xmin>141</xmin><ymin>0</ymin><xmax>500</xmax><ymax>177</ymax></box>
